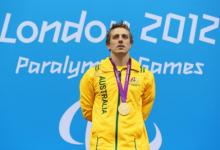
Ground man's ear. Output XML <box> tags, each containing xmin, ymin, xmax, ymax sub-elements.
<box><xmin>106</xmin><ymin>43</ymin><xmax>110</xmax><ymax>50</ymax></box>
<box><xmin>129</xmin><ymin>43</ymin><xmax>132</xmax><ymax>49</ymax></box>
<box><xmin>106</xmin><ymin>44</ymin><xmax>111</xmax><ymax>52</ymax></box>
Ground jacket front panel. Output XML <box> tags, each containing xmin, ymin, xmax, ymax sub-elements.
<box><xmin>80</xmin><ymin>57</ymin><xmax>155</xmax><ymax>150</ymax></box>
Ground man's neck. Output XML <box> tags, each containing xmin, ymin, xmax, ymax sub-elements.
<box><xmin>110</xmin><ymin>53</ymin><xmax>130</xmax><ymax>66</ymax></box>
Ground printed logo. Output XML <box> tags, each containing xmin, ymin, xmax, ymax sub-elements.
<box><xmin>99</xmin><ymin>76</ymin><xmax>108</xmax><ymax>114</ymax></box>
<box><xmin>130</xmin><ymin>77</ymin><xmax>140</xmax><ymax>86</ymax></box>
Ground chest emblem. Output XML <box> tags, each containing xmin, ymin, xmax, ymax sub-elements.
<box><xmin>129</xmin><ymin>77</ymin><xmax>140</xmax><ymax>86</ymax></box>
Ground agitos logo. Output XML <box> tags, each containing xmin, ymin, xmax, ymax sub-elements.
<box><xmin>59</xmin><ymin>101</ymin><xmax>162</xmax><ymax>150</ymax></box>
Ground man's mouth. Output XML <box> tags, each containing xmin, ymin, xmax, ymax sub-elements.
<box><xmin>117</xmin><ymin>45</ymin><xmax>125</xmax><ymax>48</ymax></box>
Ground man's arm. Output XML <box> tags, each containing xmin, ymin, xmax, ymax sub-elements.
<box><xmin>141</xmin><ymin>70</ymin><xmax>156</xmax><ymax>120</ymax></box>
<box><xmin>80</xmin><ymin>68</ymin><xmax>95</xmax><ymax>121</ymax></box>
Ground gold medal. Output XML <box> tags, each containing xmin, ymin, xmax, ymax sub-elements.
<box><xmin>118</xmin><ymin>103</ymin><xmax>130</xmax><ymax>116</ymax></box>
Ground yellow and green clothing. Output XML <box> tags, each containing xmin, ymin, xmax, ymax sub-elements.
<box><xmin>80</xmin><ymin>57</ymin><xmax>156</xmax><ymax>150</ymax></box>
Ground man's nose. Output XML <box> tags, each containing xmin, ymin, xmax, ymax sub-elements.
<box><xmin>118</xmin><ymin>36</ymin><xmax>123</xmax><ymax>43</ymax></box>
<box><xmin>118</xmin><ymin>40</ymin><xmax>123</xmax><ymax>43</ymax></box>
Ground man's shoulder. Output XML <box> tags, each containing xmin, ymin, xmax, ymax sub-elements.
<box><xmin>97</xmin><ymin>57</ymin><xmax>112</xmax><ymax>72</ymax></box>
<box><xmin>132</xmin><ymin>58</ymin><xmax>154</xmax><ymax>78</ymax></box>
<box><xmin>131</xmin><ymin>57</ymin><xmax>151</xmax><ymax>74</ymax></box>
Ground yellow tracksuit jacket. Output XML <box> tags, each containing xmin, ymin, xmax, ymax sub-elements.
<box><xmin>80</xmin><ymin>57</ymin><xmax>156</xmax><ymax>150</ymax></box>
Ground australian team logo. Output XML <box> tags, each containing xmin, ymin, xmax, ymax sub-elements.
<box><xmin>129</xmin><ymin>77</ymin><xmax>140</xmax><ymax>86</ymax></box>
<box><xmin>59</xmin><ymin>101</ymin><xmax>162</xmax><ymax>150</ymax></box>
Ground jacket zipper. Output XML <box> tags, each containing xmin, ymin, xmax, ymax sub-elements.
<box><xmin>115</xmin><ymin>71</ymin><xmax>121</xmax><ymax>150</ymax></box>
<box><xmin>134</xmin><ymin>138</ymin><xmax>137</xmax><ymax>150</ymax></box>
<box><xmin>96</xmin><ymin>137</ymin><xmax>99</xmax><ymax>150</ymax></box>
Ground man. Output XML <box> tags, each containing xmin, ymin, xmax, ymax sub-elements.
<box><xmin>80</xmin><ymin>21</ymin><xmax>155</xmax><ymax>150</ymax></box>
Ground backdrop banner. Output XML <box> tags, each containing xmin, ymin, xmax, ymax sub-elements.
<box><xmin>0</xmin><ymin>0</ymin><xmax>219</xmax><ymax>150</ymax></box>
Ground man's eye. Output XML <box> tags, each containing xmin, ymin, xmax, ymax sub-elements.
<box><xmin>112</xmin><ymin>35</ymin><xmax>119</xmax><ymax>39</ymax></box>
<box><xmin>122</xmin><ymin>34</ymin><xmax>129</xmax><ymax>39</ymax></box>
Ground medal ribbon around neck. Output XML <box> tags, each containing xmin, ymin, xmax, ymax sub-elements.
<box><xmin>110</xmin><ymin>58</ymin><xmax>131</xmax><ymax>103</ymax></box>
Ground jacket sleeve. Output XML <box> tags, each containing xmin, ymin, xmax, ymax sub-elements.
<box><xmin>80</xmin><ymin>68</ymin><xmax>95</xmax><ymax>121</ymax></box>
<box><xmin>141</xmin><ymin>70</ymin><xmax>156</xmax><ymax>120</ymax></box>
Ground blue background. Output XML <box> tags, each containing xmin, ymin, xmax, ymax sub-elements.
<box><xmin>0</xmin><ymin>0</ymin><xmax>219</xmax><ymax>149</ymax></box>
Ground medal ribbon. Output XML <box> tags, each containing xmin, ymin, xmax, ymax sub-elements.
<box><xmin>110</xmin><ymin>58</ymin><xmax>131</xmax><ymax>103</ymax></box>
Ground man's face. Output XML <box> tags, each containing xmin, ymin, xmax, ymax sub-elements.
<box><xmin>107</xmin><ymin>27</ymin><xmax>132</xmax><ymax>55</ymax></box>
